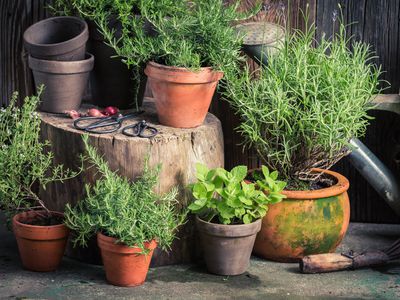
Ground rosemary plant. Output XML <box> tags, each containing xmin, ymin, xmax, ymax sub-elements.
<box><xmin>223</xmin><ymin>20</ymin><xmax>382</xmax><ymax>189</ymax></box>
<box><xmin>64</xmin><ymin>135</ymin><xmax>186</xmax><ymax>252</ymax></box>
<box><xmin>0</xmin><ymin>86</ymin><xmax>79</xmax><ymax>221</ymax></box>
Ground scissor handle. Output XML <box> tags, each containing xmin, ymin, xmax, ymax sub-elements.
<box><xmin>122</xmin><ymin>120</ymin><xmax>158</xmax><ymax>138</ymax></box>
<box><xmin>73</xmin><ymin>116</ymin><xmax>121</xmax><ymax>134</ymax></box>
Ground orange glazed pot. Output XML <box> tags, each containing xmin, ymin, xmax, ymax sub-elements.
<box><xmin>253</xmin><ymin>168</ymin><xmax>350</xmax><ymax>262</ymax></box>
<box><xmin>144</xmin><ymin>61</ymin><xmax>223</xmax><ymax>128</ymax></box>
<box><xmin>97</xmin><ymin>232</ymin><xmax>157</xmax><ymax>287</ymax></box>
<box><xmin>12</xmin><ymin>210</ymin><xmax>69</xmax><ymax>272</ymax></box>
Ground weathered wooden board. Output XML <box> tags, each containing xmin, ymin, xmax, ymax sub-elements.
<box><xmin>39</xmin><ymin>99</ymin><xmax>224</xmax><ymax>266</ymax></box>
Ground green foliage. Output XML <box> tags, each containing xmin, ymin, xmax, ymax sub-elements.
<box><xmin>50</xmin><ymin>0</ymin><xmax>258</xmax><ymax>73</ymax></box>
<box><xmin>64</xmin><ymin>135</ymin><xmax>186</xmax><ymax>252</ymax></box>
<box><xmin>188</xmin><ymin>163</ymin><xmax>286</xmax><ymax>225</ymax></box>
<box><xmin>0</xmin><ymin>86</ymin><xmax>79</xmax><ymax>221</ymax></box>
<box><xmin>223</xmin><ymin>20</ymin><xmax>382</xmax><ymax>187</ymax></box>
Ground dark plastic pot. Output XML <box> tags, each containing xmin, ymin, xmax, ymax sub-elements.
<box><xmin>87</xmin><ymin>16</ymin><xmax>154</xmax><ymax>109</ymax></box>
<box><xmin>29</xmin><ymin>53</ymin><xmax>94</xmax><ymax>113</ymax></box>
<box><xmin>97</xmin><ymin>232</ymin><xmax>157</xmax><ymax>287</ymax></box>
<box><xmin>196</xmin><ymin>216</ymin><xmax>261</xmax><ymax>276</ymax></box>
<box><xmin>24</xmin><ymin>16</ymin><xmax>89</xmax><ymax>61</ymax></box>
<box><xmin>13</xmin><ymin>210</ymin><xmax>69</xmax><ymax>272</ymax></box>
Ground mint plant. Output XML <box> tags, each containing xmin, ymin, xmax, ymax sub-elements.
<box><xmin>188</xmin><ymin>164</ymin><xmax>286</xmax><ymax>225</ymax></box>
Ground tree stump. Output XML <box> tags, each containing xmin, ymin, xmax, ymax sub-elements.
<box><xmin>39</xmin><ymin>99</ymin><xmax>224</xmax><ymax>266</ymax></box>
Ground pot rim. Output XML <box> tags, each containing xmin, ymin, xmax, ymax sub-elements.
<box><xmin>195</xmin><ymin>215</ymin><xmax>261</xmax><ymax>237</ymax></box>
<box><xmin>145</xmin><ymin>61</ymin><xmax>224</xmax><ymax>84</ymax></box>
<box><xmin>234</xmin><ymin>21</ymin><xmax>285</xmax><ymax>46</ymax></box>
<box><xmin>248</xmin><ymin>168</ymin><xmax>349</xmax><ymax>199</ymax></box>
<box><xmin>23</xmin><ymin>16</ymin><xmax>88</xmax><ymax>49</ymax></box>
<box><xmin>28</xmin><ymin>53</ymin><xmax>94</xmax><ymax>74</ymax></box>
<box><xmin>12</xmin><ymin>210</ymin><xmax>65</xmax><ymax>229</ymax></box>
<box><xmin>97</xmin><ymin>232</ymin><xmax>157</xmax><ymax>253</ymax></box>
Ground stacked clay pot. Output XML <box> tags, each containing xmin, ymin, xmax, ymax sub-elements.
<box><xmin>24</xmin><ymin>16</ymin><xmax>94</xmax><ymax>113</ymax></box>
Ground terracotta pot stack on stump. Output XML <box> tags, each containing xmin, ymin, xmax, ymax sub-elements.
<box><xmin>24</xmin><ymin>16</ymin><xmax>93</xmax><ymax>113</ymax></box>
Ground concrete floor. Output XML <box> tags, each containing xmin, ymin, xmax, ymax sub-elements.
<box><xmin>1</xmin><ymin>222</ymin><xmax>400</xmax><ymax>300</ymax></box>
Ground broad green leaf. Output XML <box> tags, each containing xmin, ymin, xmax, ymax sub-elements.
<box><xmin>192</xmin><ymin>183</ymin><xmax>207</xmax><ymax>199</ymax></box>
<box><xmin>243</xmin><ymin>214</ymin><xmax>252</xmax><ymax>224</ymax></box>
<box><xmin>231</xmin><ymin>165</ymin><xmax>248</xmax><ymax>181</ymax></box>
<box><xmin>261</xmin><ymin>165</ymin><xmax>269</xmax><ymax>178</ymax></box>
<box><xmin>195</xmin><ymin>163</ymin><xmax>209</xmax><ymax>181</ymax></box>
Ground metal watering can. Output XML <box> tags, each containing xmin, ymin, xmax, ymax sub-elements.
<box><xmin>236</xmin><ymin>22</ymin><xmax>400</xmax><ymax>216</ymax></box>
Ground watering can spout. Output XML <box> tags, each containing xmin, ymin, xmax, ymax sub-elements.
<box><xmin>348</xmin><ymin>138</ymin><xmax>400</xmax><ymax>216</ymax></box>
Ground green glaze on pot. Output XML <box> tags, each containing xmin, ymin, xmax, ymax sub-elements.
<box><xmin>253</xmin><ymin>169</ymin><xmax>351</xmax><ymax>262</ymax></box>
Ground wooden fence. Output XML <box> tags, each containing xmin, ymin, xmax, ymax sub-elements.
<box><xmin>1</xmin><ymin>0</ymin><xmax>400</xmax><ymax>223</ymax></box>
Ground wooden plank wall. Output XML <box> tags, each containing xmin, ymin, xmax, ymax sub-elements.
<box><xmin>1</xmin><ymin>0</ymin><xmax>400</xmax><ymax>223</ymax></box>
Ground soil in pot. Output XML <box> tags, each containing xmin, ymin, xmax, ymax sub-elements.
<box><xmin>12</xmin><ymin>210</ymin><xmax>69</xmax><ymax>272</ymax></box>
<box><xmin>251</xmin><ymin>168</ymin><xmax>350</xmax><ymax>262</ymax></box>
<box><xmin>23</xmin><ymin>16</ymin><xmax>88</xmax><ymax>61</ymax></box>
<box><xmin>145</xmin><ymin>61</ymin><xmax>223</xmax><ymax>128</ymax></box>
<box><xmin>28</xmin><ymin>53</ymin><xmax>94</xmax><ymax>113</ymax></box>
<box><xmin>196</xmin><ymin>216</ymin><xmax>261</xmax><ymax>276</ymax></box>
<box><xmin>97</xmin><ymin>232</ymin><xmax>157</xmax><ymax>287</ymax></box>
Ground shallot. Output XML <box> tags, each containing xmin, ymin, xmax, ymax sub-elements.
<box><xmin>87</xmin><ymin>108</ymin><xmax>105</xmax><ymax>117</ymax></box>
<box><xmin>102</xmin><ymin>106</ymin><xmax>119</xmax><ymax>116</ymax></box>
<box><xmin>65</xmin><ymin>110</ymin><xmax>81</xmax><ymax>120</ymax></box>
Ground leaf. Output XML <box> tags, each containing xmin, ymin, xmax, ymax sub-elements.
<box><xmin>261</xmin><ymin>165</ymin><xmax>269</xmax><ymax>179</ymax></box>
<box><xmin>231</xmin><ymin>165</ymin><xmax>247</xmax><ymax>181</ymax></box>
<box><xmin>195</xmin><ymin>163</ymin><xmax>209</xmax><ymax>181</ymax></box>
<box><xmin>270</xmin><ymin>170</ymin><xmax>278</xmax><ymax>180</ymax></box>
<box><xmin>243</xmin><ymin>214</ymin><xmax>252</xmax><ymax>224</ymax></box>
<box><xmin>192</xmin><ymin>183</ymin><xmax>207</xmax><ymax>199</ymax></box>
<box><xmin>239</xmin><ymin>196</ymin><xmax>252</xmax><ymax>205</ymax></box>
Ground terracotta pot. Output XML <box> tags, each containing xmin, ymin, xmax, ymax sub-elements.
<box><xmin>87</xmin><ymin>19</ymin><xmax>147</xmax><ymax>109</ymax></box>
<box><xmin>29</xmin><ymin>53</ymin><xmax>94</xmax><ymax>113</ymax></box>
<box><xmin>12</xmin><ymin>210</ymin><xmax>69</xmax><ymax>272</ymax></box>
<box><xmin>144</xmin><ymin>62</ymin><xmax>224</xmax><ymax>128</ymax></box>
<box><xmin>252</xmin><ymin>168</ymin><xmax>350</xmax><ymax>262</ymax></box>
<box><xmin>196</xmin><ymin>216</ymin><xmax>261</xmax><ymax>276</ymax></box>
<box><xmin>24</xmin><ymin>16</ymin><xmax>88</xmax><ymax>61</ymax></box>
<box><xmin>97</xmin><ymin>232</ymin><xmax>157</xmax><ymax>287</ymax></box>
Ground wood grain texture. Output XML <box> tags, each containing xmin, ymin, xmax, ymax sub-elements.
<box><xmin>39</xmin><ymin>99</ymin><xmax>224</xmax><ymax>266</ymax></box>
<box><xmin>0</xmin><ymin>0</ymin><xmax>51</xmax><ymax>106</ymax></box>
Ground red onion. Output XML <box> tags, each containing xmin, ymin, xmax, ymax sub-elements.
<box><xmin>65</xmin><ymin>110</ymin><xmax>81</xmax><ymax>120</ymax></box>
<box><xmin>87</xmin><ymin>108</ymin><xmax>105</xmax><ymax>117</ymax></box>
<box><xmin>102</xmin><ymin>106</ymin><xmax>119</xmax><ymax>116</ymax></box>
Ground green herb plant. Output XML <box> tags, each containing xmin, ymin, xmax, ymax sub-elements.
<box><xmin>0</xmin><ymin>86</ymin><xmax>79</xmax><ymax>221</ymax></box>
<box><xmin>223</xmin><ymin>14</ymin><xmax>382</xmax><ymax>189</ymax></box>
<box><xmin>188</xmin><ymin>163</ymin><xmax>286</xmax><ymax>225</ymax></box>
<box><xmin>64</xmin><ymin>135</ymin><xmax>186</xmax><ymax>252</ymax></box>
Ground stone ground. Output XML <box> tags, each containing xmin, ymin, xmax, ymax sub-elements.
<box><xmin>1</xmin><ymin>222</ymin><xmax>400</xmax><ymax>300</ymax></box>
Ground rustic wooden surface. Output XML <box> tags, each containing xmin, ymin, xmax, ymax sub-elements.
<box><xmin>39</xmin><ymin>99</ymin><xmax>224</xmax><ymax>266</ymax></box>
<box><xmin>2</xmin><ymin>0</ymin><xmax>400</xmax><ymax>223</ymax></box>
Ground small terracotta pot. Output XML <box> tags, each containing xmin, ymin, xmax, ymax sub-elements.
<box><xmin>29</xmin><ymin>53</ymin><xmax>94</xmax><ymax>113</ymax></box>
<box><xmin>252</xmin><ymin>168</ymin><xmax>350</xmax><ymax>262</ymax></box>
<box><xmin>97</xmin><ymin>232</ymin><xmax>157</xmax><ymax>287</ymax></box>
<box><xmin>144</xmin><ymin>61</ymin><xmax>224</xmax><ymax>128</ymax></box>
<box><xmin>24</xmin><ymin>16</ymin><xmax>89</xmax><ymax>61</ymax></box>
<box><xmin>196</xmin><ymin>216</ymin><xmax>261</xmax><ymax>276</ymax></box>
<box><xmin>12</xmin><ymin>210</ymin><xmax>69</xmax><ymax>272</ymax></box>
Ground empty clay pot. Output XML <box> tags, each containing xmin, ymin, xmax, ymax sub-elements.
<box><xmin>24</xmin><ymin>16</ymin><xmax>89</xmax><ymax>61</ymax></box>
<box><xmin>144</xmin><ymin>61</ymin><xmax>224</xmax><ymax>128</ymax></box>
<box><xmin>29</xmin><ymin>53</ymin><xmax>94</xmax><ymax>113</ymax></box>
<box><xmin>196</xmin><ymin>216</ymin><xmax>261</xmax><ymax>276</ymax></box>
<box><xmin>97</xmin><ymin>232</ymin><xmax>157</xmax><ymax>287</ymax></box>
<box><xmin>12</xmin><ymin>210</ymin><xmax>69</xmax><ymax>272</ymax></box>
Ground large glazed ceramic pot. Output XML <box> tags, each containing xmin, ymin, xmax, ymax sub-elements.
<box><xmin>253</xmin><ymin>168</ymin><xmax>350</xmax><ymax>262</ymax></box>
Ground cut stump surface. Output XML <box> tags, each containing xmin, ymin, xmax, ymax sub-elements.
<box><xmin>39</xmin><ymin>99</ymin><xmax>224</xmax><ymax>266</ymax></box>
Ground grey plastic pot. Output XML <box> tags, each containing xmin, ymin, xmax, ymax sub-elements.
<box><xmin>24</xmin><ymin>16</ymin><xmax>89</xmax><ymax>61</ymax></box>
<box><xmin>29</xmin><ymin>53</ymin><xmax>94</xmax><ymax>113</ymax></box>
<box><xmin>196</xmin><ymin>216</ymin><xmax>262</xmax><ymax>276</ymax></box>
